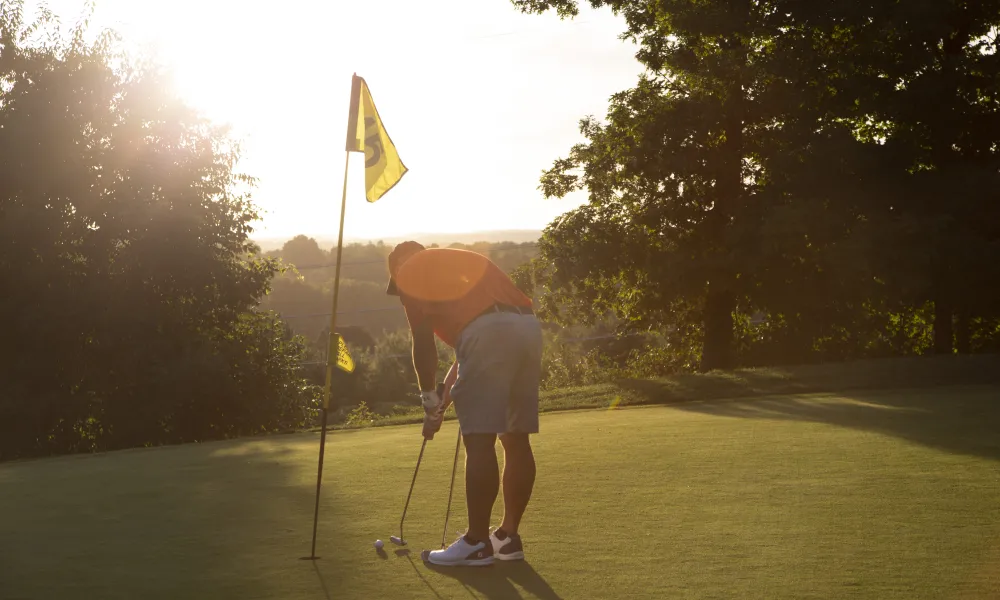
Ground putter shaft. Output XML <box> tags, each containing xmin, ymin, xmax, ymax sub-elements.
<box><xmin>394</xmin><ymin>382</ymin><xmax>447</xmax><ymax>548</ymax></box>
<box><xmin>441</xmin><ymin>427</ymin><xmax>462</xmax><ymax>548</ymax></box>
<box><xmin>398</xmin><ymin>438</ymin><xmax>427</xmax><ymax>545</ymax></box>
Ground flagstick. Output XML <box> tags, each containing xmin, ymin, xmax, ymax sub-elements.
<box><xmin>307</xmin><ymin>149</ymin><xmax>352</xmax><ymax>560</ymax></box>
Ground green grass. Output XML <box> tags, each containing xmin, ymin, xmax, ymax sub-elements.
<box><xmin>2</xmin><ymin>380</ymin><xmax>999</xmax><ymax>598</ymax></box>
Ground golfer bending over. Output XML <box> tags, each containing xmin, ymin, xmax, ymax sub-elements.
<box><xmin>386</xmin><ymin>241</ymin><xmax>542</xmax><ymax>567</ymax></box>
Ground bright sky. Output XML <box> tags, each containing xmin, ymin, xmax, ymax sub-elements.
<box><xmin>42</xmin><ymin>0</ymin><xmax>641</xmax><ymax>240</ymax></box>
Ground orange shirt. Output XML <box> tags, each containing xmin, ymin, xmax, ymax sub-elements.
<box><xmin>394</xmin><ymin>248</ymin><xmax>532</xmax><ymax>347</ymax></box>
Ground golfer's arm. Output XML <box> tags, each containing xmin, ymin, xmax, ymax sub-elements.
<box><xmin>411</xmin><ymin>320</ymin><xmax>437</xmax><ymax>392</ymax></box>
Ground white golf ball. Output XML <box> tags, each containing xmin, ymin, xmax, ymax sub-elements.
<box><xmin>374</xmin><ymin>539</ymin><xmax>384</xmax><ymax>550</ymax></box>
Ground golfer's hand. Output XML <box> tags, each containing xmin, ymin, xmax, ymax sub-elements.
<box><xmin>421</xmin><ymin>390</ymin><xmax>444</xmax><ymax>440</ymax></box>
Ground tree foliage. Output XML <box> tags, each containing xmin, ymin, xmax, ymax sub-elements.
<box><xmin>513</xmin><ymin>0</ymin><xmax>1000</xmax><ymax>369</ymax></box>
<box><xmin>0</xmin><ymin>2</ymin><xmax>316</xmax><ymax>459</ymax></box>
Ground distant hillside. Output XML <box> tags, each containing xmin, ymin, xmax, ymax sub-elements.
<box><xmin>260</xmin><ymin>235</ymin><xmax>540</xmax><ymax>353</ymax></box>
<box><xmin>253</xmin><ymin>229</ymin><xmax>541</xmax><ymax>252</ymax></box>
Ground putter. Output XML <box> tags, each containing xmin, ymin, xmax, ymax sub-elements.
<box><xmin>390</xmin><ymin>382</ymin><xmax>446</xmax><ymax>547</ymax></box>
<box><xmin>390</xmin><ymin>437</ymin><xmax>426</xmax><ymax>547</ymax></box>
<box><xmin>440</xmin><ymin>426</ymin><xmax>463</xmax><ymax>548</ymax></box>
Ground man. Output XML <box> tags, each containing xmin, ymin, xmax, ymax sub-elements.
<box><xmin>386</xmin><ymin>241</ymin><xmax>542</xmax><ymax>567</ymax></box>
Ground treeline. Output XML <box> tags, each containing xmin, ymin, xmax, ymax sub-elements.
<box><xmin>261</xmin><ymin>235</ymin><xmax>539</xmax><ymax>352</ymax></box>
<box><xmin>0</xmin><ymin>4</ymin><xmax>315</xmax><ymax>460</ymax></box>
<box><xmin>512</xmin><ymin>0</ymin><xmax>1000</xmax><ymax>372</ymax></box>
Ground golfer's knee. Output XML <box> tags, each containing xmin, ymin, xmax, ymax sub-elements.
<box><xmin>463</xmin><ymin>433</ymin><xmax>497</xmax><ymax>455</ymax></box>
<box><xmin>499</xmin><ymin>433</ymin><xmax>531</xmax><ymax>453</ymax></box>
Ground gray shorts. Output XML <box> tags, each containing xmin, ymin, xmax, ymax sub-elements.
<box><xmin>450</xmin><ymin>311</ymin><xmax>543</xmax><ymax>435</ymax></box>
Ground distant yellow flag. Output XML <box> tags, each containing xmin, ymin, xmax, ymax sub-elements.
<box><xmin>323</xmin><ymin>333</ymin><xmax>355</xmax><ymax>409</ymax></box>
<box><xmin>336</xmin><ymin>335</ymin><xmax>355</xmax><ymax>374</ymax></box>
<box><xmin>345</xmin><ymin>75</ymin><xmax>408</xmax><ymax>202</ymax></box>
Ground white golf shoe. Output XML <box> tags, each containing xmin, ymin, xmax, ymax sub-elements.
<box><xmin>490</xmin><ymin>529</ymin><xmax>525</xmax><ymax>561</ymax></box>
<box><xmin>424</xmin><ymin>535</ymin><xmax>494</xmax><ymax>567</ymax></box>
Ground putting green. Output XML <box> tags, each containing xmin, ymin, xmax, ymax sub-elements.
<box><xmin>1</xmin><ymin>385</ymin><xmax>998</xmax><ymax>599</ymax></box>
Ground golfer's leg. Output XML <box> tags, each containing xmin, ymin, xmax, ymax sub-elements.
<box><xmin>497</xmin><ymin>314</ymin><xmax>542</xmax><ymax>536</ymax></box>
<box><xmin>463</xmin><ymin>433</ymin><xmax>499</xmax><ymax>542</ymax></box>
<box><xmin>498</xmin><ymin>433</ymin><xmax>535</xmax><ymax>535</ymax></box>
<box><xmin>451</xmin><ymin>313</ymin><xmax>523</xmax><ymax>543</ymax></box>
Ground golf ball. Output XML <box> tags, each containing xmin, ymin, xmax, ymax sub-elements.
<box><xmin>374</xmin><ymin>539</ymin><xmax>384</xmax><ymax>550</ymax></box>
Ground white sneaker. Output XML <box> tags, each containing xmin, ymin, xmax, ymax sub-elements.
<box><xmin>425</xmin><ymin>535</ymin><xmax>494</xmax><ymax>567</ymax></box>
<box><xmin>490</xmin><ymin>529</ymin><xmax>525</xmax><ymax>561</ymax></box>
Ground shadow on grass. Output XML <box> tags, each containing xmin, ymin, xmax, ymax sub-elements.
<box><xmin>423</xmin><ymin>560</ymin><xmax>563</xmax><ymax>600</ymax></box>
<box><xmin>402</xmin><ymin>553</ymin><xmax>448</xmax><ymax>600</ymax></box>
<box><xmin>0</xmin><ymin>437</ymin><xmax>343</xmax><ymax>599</ymax></box>
<box><xmin>312</xmin><ymin>561</ymin><xmax>334</xmax><ymax>600</ymax></box>
<box><xmin>614</xmin><ymin>369</ymin><xmax>808</xmax><ymax>406</ymax></box>
<box><xmin>659</xmin><ymin>384</ymin><xmax>1000</xmax><ymax>461</ymax></box>
<box><xmin>615</xmin><ymin>355</ymin><xmax>1000</xmax><ymax>409</ymax></box>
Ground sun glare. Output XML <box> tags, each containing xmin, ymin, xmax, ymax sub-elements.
<box><xmin>42</xmin><ymin>0</ymin><xmax>640</xmax><ymax>241</ymax></box>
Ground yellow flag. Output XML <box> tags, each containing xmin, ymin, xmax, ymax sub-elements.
<box><xmin>345</xmin><ymin>75</ymin><xmax>408</xmax><ymax>202</ymax></box>
<box><xmin>332</xmin><ymin>333</ymin><xmax>355</xmax><ymax>374</ymax></box>
<box><xmin>323</xmin><ymin>333</ymin><xmax>355</xmax><ymax>409</ymax></box>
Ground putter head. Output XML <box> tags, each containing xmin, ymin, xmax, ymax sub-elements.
<box><xmin>390</xmin><ymin>535</ymin><xmax>406</xmax><ymax>546</ymax></box>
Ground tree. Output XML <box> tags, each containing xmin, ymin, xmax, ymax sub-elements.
<box><xmin>279</xmin><ymin>235</ymin><xmax>328</xmax><ymax>270</ymax></box>
<box><xmin>0</xmin><ymin>2</ymin><xmax>316</xmax><ymax>458</ymax></box>
<box><xmin>847</xmin><ymin>2</ymin><xmax>1000</xmax><ymax>354</ymax></box>
<box><xmin>513</xmin><ymin>0</ymin><xmax>1000</xmax><ymax>369</ymax></box>
<box><xmin>512</xmin><ymin>0</ymin><xmax>842</xmax><ymax>370</ymax></box>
